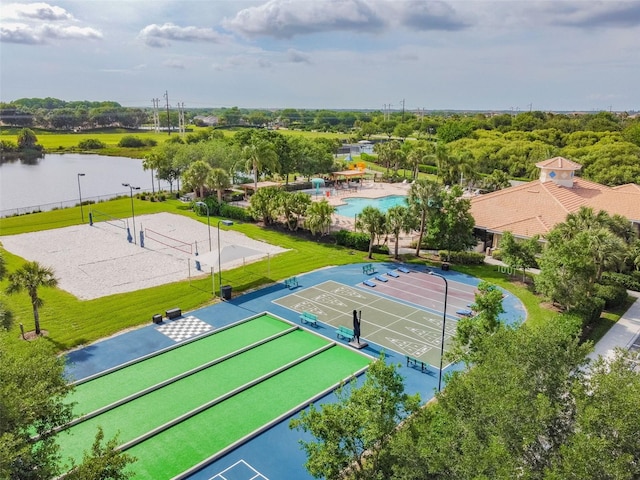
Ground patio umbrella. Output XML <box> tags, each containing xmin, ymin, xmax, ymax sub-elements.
<box><xmin>311</xmin><ymin>177</ymin><xmax>325</xmax><ymax>194</ymax></box>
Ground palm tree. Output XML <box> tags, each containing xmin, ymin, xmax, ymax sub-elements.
<box><xmin>406</xmin><ymin>141</ymin><xmax>435</xmax><ymax>180</ymax></box>
<box><xmin>386</xmin><ymin>205</ymin><xmax>416</xmax><ymax>259</ymax></box>
<box><xmin>305</xmin><ymin>200</ymin><xmax>335</xmax><ymax>236</ymax></box>
<box><xmin>182</xmin><ymin>160</ymin><xmax>212</xmax><ymax>198</ymax></box>
<box><xmin>243</xmin><ymin>138</ymin><xmax>278</xmax><ymax>190</ymax></box>
<box><xmin>6</xmin><ymin>261</ymin><xmax>58</xmax><ymax>335</ymax></box>
<box><xmin>356</xmin><ymin>206</ymin><xmax>387</xmax><ymax>259</ymax></box>
<box><xmin>207</xmin><ymin>168</ymin><xmax>231</xmax><ymax>203</ymax></box>
<box><xmin>407</xmin><ymin>179</ymin><xmax>442</xmax><ymax>257</ymax></box>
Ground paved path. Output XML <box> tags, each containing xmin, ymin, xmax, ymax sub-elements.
<box><xmin>589</xmin><ymin>290</ymin><xmax>640</xmax><ymax>361</ymax></box>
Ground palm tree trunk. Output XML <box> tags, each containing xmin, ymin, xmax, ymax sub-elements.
<box><xmin>32</xmin><ymin>302</ymin><xmax>41</xmax><ymax>335</ymax></box>
<box><xmin>415</xmin><ymin>212</ymin><xmax>426</xmax><ymax>257</ymax></box>
<box><xmin>394</xmin><ymin>233</ymin><xmax>400</xmax><ymax>259</ymax></box>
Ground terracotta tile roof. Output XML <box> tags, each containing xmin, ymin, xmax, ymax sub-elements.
<box><xmin>471</xmin><ymin>177</ymin><xmax>640</xmax><ymax>238</ymax></box>
<box><xmin>535</xmin><ymin>156</ymin><xmax>582</xmax><ymax>170</ymax></box>
<box><xmin>613</xmin><ymin>183</ymin><xmax>640</xmax><ymax>194</ymax></box>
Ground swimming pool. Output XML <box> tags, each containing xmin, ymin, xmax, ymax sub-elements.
<box><xmin>335</xmin><ymin>195</ymin><xmax>408</xmax><ymax>217</ymax></box>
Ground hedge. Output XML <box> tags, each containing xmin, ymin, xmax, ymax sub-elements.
<box><xmin>438</xmin><ymin>250</ymin><xmax>485</xmax><ymax>265</ymax></box>
<box><xmin>594</xmin><ymin>283</ymin><xmax>629</xmax><ymax>309</ymax></box>
<box><xmin>600</xmin><ymin>271</ymin><xmax>640</xmax><ymax>292</ymax></box>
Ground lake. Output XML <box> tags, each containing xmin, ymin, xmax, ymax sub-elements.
<box><xmin>0</xmin><ymin>153</ymin><xmax>156</xmax><ymax>216</ymax></box>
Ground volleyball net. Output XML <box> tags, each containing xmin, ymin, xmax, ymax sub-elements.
<box><xmin>89</xmin><ymin>209</ymin><xmax>128</xmax><ymax>230</ymax></box>
<box><xmin>143</xmin><ymin>227</ymin><xmax>193</xmax><ymax>255</ymax></box>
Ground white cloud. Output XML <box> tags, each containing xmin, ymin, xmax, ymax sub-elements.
<box><xmin>0</xmin><ymin>2</ymin><xmax>102</xmax><ymax>45</ymax></box>
<box><xmin>224</xmin><ymin>0</ymin><xmax>385</xmax><ymax>38</ymax></box>
<box><xmin>394</xmin><ymin>0</ymin><xmax>473</xmax><ymax>31</ymax></box>
<box><xmin>0</xmin><ymin>22</ymin><xmax>102</xmax><ymax>44</ymax></box>
<box><xmin>138</xmin><ymin>23</ymin><xmax>226</xmax><ymax>47</ymax></box>
<box><xmin>2</xmin><ymin>2</ymin><xmax>75</xmax><ymax>21</ymax></box>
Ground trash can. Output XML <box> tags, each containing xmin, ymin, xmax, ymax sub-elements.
<box><xmin>221</xmin><ymin>285</ymin><xmax>232</xmax><ymax>300</ymax></box>
<box><xmin>441</xmin><ymin>262</ymin><xmax>450</xmax><ymax>271</ymax></box>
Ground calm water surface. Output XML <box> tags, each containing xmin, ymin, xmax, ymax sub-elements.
<box><xmin>335</xmin><ymin>195</ymin><xmax>408</xmax><ymax>217</ymax></box>
<box><xmin>0</xmin><ymin>154</ymin><xmax>154</xmax><ymax>213</ymax></box>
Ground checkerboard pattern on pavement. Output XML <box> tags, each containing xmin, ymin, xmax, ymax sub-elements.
<box><xmin>156</xmin><ymin>315</ymin><xmax>213</xmax><ymax>342</ymax></box>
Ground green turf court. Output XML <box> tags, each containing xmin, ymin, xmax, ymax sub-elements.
<box><xmin>56</xmin><ymin>313</ymin><xmax>371</xmax><ymax>479</ymax></box>
<box><xmin>273</xmin><ymin>280</ymin><xmax>458</xmax><ymax>368</ymax></box>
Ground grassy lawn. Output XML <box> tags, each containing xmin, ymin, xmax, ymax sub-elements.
<box><xmin>1</xmin><ymin>197</ymin><xmax>634</xmax><ymax>353</ymax></box>
<box><xmin>0</xmin><ymin>126</ymin><xmax>346</xmax><ymax>159</ymax></box>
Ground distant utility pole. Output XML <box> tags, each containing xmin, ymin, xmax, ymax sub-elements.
<box><xmin>400</xmin><ymin>98</ymin><xmax>405</xmax><ymax>122</ymax></box>
<box><xmin>177</xmin><ymin>102</ymin><xmax>185</xmax><ymax>135</ymax></box>
<box><xmin>528</xmin><ymin>103</ymin><xmax>533</xmax><ymax>112</ymax></box>
<box><xmin>152</xmin><ymin>98</ymin><xmax>160</xmax><ymax>133</ymax></box>
<box><xmin>164</xmin><ymin>91</ymin><xmax>171</xmax><ymax>135</ymax></box>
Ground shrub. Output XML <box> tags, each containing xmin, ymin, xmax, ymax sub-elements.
<box><xmin>335</xmin><ymin>230</ymin><xmax>370</xmax><ymax>251</ymax></box>
<box><xmin>568</xmin><ymin>296</ymin><xmax>605</xmax><ymax>328</ymax></box>
<box><xmin>0</xmin><ymin>140</ymin><xmax>18</xmax><ymax>152</ymax></box>
<box><xmin>600</xmin><ymin>271</ymin><xmax>640</xmax><ymax>292</ymax></box>
<box><xmin>193</xmin><ymin>198</ymin><xmax>221</xmax><ymax>217</ymax></box>
<box><xmin>219</xmin><ymin>203</ymin><xmax>253</xmax><ymax>222</ymax></box>
<box><xmin>78</xmin><ymin>138</ymin><xmax>105</xmax><ymax>149</ymax></box>
<box><xmin>438</xmin><ymin>250</ymin><xmax>485</xmax><ymax>265</ymax></box>
<box><xmin>594</xmin><ymin>283</ymin><xmax>629</xmax><ymax>309</ymax></box>
<box><xmin>118</xmin><ymin>135</ymin><xmax>145</xmax><ymax>147</ymax></box>
<box><xmin>418</xmin><ymin>164</ymin><xmax>438</xmax><ymax>175</ymax></box>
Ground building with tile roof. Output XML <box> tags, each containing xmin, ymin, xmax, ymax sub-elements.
<box><xmin>470</xmin><ymin>157</ymin><xmax>640</xmax><ymax>249</ymax></box>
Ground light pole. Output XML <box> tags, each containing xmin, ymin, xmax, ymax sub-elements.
<box><xmin>122</xmin><ymin>183</ymin><xmax>140</xmax><ymax>245</ymax></box>
<box><xmin>217</xmin><ymin>219</ymin><xmax>234</xmax><ymax>298</ymax></box>
<box><xmin>77</xmin><ymin>173</ymin><xmax>85</xmax><ymax>223</ymax></box>
<box><xmin>429</xmin><ymin>270</ymin><xmax>448</xmax><ymax>392</ymax></box>
<box><xmin>195</xmin><ymin>201</ymin><xmax>212</xmax><ymax>252</ymax></box>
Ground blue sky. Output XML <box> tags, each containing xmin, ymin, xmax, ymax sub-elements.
<box><xmin>1</xmin><ymin>0</ymin><xmax>639</xmax><ymax>111</ymax></box>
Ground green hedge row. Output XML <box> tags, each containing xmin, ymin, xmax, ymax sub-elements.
<box><xmin>335</xmin><ymin>230</ymin><xmax>389</xmax><ymax>254</ymax></box>
<box><xmin>438</xmin><ymin>250</ymin><xmax>485</xmax><ymax>265</ymax></box>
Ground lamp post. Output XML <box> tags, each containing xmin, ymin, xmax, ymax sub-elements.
<box><xmin>195</xmin><ymin>202</ymin><xmax>212</xmax><ymax>252</ymax></box>
<box><xmin>429</xmin><ymin>270</ymin><xmax>448</xmax><ymax>392</ymax></box>
<box><xmin>217</xmin><ymin>219</ymin><xmax>234</xmax><ymax>298</ymax></box>
<box><xmin>122</xmin><ymin>183</ymin><xmax>140</xmax><ymax>245</ymax></box>
<box><xmin>77</xmin><ymin>173</ymin><xmax>85</xmax><ymax>223</ymax></box>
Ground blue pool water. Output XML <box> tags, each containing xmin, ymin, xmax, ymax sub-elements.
<box><xmin>335</xmin><ymin>195</ymin><xmax>408</xmax><ymax>217</ymax></box>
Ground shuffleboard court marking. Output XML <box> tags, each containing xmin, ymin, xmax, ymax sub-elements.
<box><xmin>209</xmin><ymin>459</ymin><xmax>268</xmax><ymax>479</ymax></box>
<box><xmin>313</xmin><ymin>293</ymin><xmax>349</xmax><ymax>307</ymax></box>
<box><xmin>273</xmin><ymin>281</ymin><xmax>459</xmax><ymax>366</ymax></box>
<box><xmin>291</xmin><ymin>301</ymin><xmax>325</xmax><ymax>316</ymax></box>
<box><xmin>156</xmin><ymin>315</ymin><xmax>213</xmax><ymax>342</ymax></box>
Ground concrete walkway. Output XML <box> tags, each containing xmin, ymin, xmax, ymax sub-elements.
<box><xmin>588</xmin><ymin>290</ymin><xmax>640</xmax><ymax>361</ymax></box>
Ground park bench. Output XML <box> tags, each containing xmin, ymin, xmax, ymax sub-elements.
<box><xmin>406</xmin><ymin>355</ymin><xmax>428</xmax><ymax>372</ymax></box>
<box><xmin>363</xmin><ymin>280</ymin><xmax>376</xmax><ymax>287</ymax></box>
<box><xmin>374</xmin><ymin>275</ymin><xmax>388</xmax><ymax>283</ymax></box>
<box><xmin>284</xmin><ymin>277</ymin><xmax>299</xmax><ymax>289</ymax></box>
<box><xmin>386</xmin><ymin>271</ymin><xmax>400</xmax><ymax>278</ymax></box>
<box><xmin>336</xmin><ymin>325</ymin><xmax>355</xmax><ymax>341</ymax></box>
<box><xmin>362</xmin><ymin>263</ymin><xmax>376</xmax><ymax>275</ymax></box>
<box><xmin>397</xmin><ymin>266</ymin><xmax>411</xmax><ymax>274</ymax></box>
<box><xmin>152</xmin><ymin>314</ymin><xmax>163</xmax><ymax>324</ymax></box>
<box><xmin>300</xmin><ymin>311</ymin><xmax>318</xmax><ymax>326</ymax></box>
<box><xmin>456</xmin><ymin>309</ymin><xmax>473</xmax><ymax>317</ymax></box>
<box><xmin>165</xmin><ymin>308</ymin><xmax>182</xmax><ymax>320</ymax></box>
